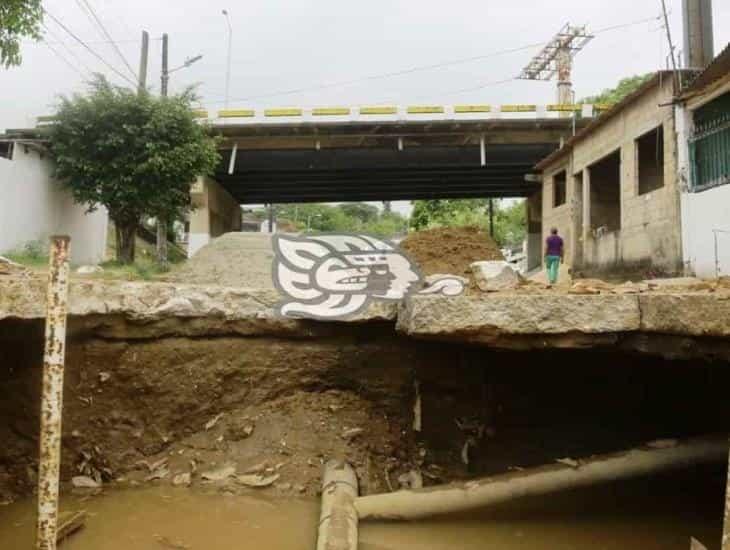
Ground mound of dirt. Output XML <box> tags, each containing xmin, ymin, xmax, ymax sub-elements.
<box><xmin>400</xmin><ymin>226</ymin><xmax>503</xmax><ymax>278</ymax></box>
<box><xmin>166</xmin><ymin>232</ymin><xmax>276</xmax><ymax>288</ymax></box>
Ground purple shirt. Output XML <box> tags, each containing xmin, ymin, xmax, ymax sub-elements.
<box><xmin>545</xmin><ymin>235</ymin><xmax>564</xmax><ymax>257</ymax></box>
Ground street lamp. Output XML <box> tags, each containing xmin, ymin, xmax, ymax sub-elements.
<box><xmin>222</xmin><ymin>9</ymin><xmax>232</xmax><ymax>108</ymax></box>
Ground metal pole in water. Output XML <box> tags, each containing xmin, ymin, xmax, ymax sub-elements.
<box><xmin>36</xmin><ymin>236</ymin><xmax>71</xmax><ymax>550</ymax></box>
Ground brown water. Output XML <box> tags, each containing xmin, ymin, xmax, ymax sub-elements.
<box><xmin>0</xmin><ymin>469</ymin><xmax>724</xmax><ymax>550</ymax></box>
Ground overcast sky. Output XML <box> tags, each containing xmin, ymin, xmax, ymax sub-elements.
<box><xmin>3</xmin><ymin>1</ymin><xmax>729</xmax><ymax>215</ymax></box>
<box><xmin>4</xmin><ymin>0</ymin><xmax>729</xmax><ymax>129</ymax></box>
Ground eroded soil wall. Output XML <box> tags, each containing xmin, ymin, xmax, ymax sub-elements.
<box><xmin>1</xmin><ymin>318</ymin><xmax>728</xmax><ymax>503</ymax></box>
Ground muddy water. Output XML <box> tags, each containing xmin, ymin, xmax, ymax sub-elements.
<box><xmin>0</xmin><ymin>469</ymin><xmax>723</xmax><ymax>550</ymax></box>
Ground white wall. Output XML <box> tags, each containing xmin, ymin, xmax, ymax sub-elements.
<box><xmin>680</xmin><ymin>184</ymin><xmax>730</xmax><ymax>278</ymax></box>
<box><xmin>0</xmin><ymin>143</ymin><xmax>108</xmax><ymax>265</ymax></box>
<box><xmin>676</xmin><ymin>100</ymin><xmax>730</xmax><ymax>279</ymax></box>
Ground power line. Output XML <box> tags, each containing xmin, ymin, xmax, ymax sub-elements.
<box><xmin>207</xmin><ymin>42</ymin><xmax>547</xmax><ymax>105</ymax></box>
<box><xmin>41</xmin><ymin>21</ymin><xmax>95</xmax><ymax>76</ymax></box>
<box><xmin>41</xmin><ymin>38</ymin><xmax>86</xmax><ymax>79</ymax></box>
<box><xmin>43</xmin><ymin>9</ymin><xmax>137</xmax><ymax>87</ymax></box>
<box><xmin>75</xmin><ymin>0</ymin><xmax>138</xmax><ymax>80</ymax></box>
<box><xmin>207</xmin><ymin>13</ymin><xmax>664</xmax><ymax>106</ymax></box>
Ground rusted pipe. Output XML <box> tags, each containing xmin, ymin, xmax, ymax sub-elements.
<box><xmin>36</xmin><ymin>236</ymin><xmax>71</xmax><ymax>550</ymax></box>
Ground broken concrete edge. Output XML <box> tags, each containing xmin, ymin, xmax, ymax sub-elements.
<box><xmin>0</xmin><ymin>277</ymin><xmax>397</xmax><ymax>325</ymax></box>
<box><xmin>397</xmin><ymin>293</ymin><xmax>730</xmax><ymax>339</ymax></box>
<box><xmin>1</xmin><ymin>278</ymin><xmax>729</xmax><ymax>341</ymax></box>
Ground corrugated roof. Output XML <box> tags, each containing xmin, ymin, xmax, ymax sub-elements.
<box><xmin>680</xmin><ymin>42</ymin><xmax>730</xmax><ymax>100</ymax></box>
<box><xmin>535</xmin><ymin>70</ymin><xmax>694</xmax><ymax>171</ymax></box>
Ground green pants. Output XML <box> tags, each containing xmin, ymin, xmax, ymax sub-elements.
<box><xmin>545</xmin><ymin>255</ymin><xmax>561</xmax><ymax>284</ymax></box>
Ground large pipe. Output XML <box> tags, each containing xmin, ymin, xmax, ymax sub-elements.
<box><xmin>316</xmin><ymin>460</ymin><xmax>358</xmax><ymax>550</ymax></box>
<box><xmin>683</xmin><ymin>0</ymin><xmax>714</xmax><ymax>68</ymax></box>
<box><xmin>36</xmin><ymin>236</ymin><xmax>71</xmax><ymax>550</ymax></box>
<box><xmin>355</xmin><ymin>436</ymin><xmax>727</xmax><ymax>521</ymax></box>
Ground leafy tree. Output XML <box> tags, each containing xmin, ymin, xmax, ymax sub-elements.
<box><xmin>339</xmin><ymin>202</ymin><xmax>379</xmax><ymax>224</ymax></box>
<box><xmin>581</xmin><ymin>74</ymin><xmax>653</xmax><ymax>105</ymax></box>
<box><xmin>409</xmin><ymin>198</ymin><xmax>525</xmax><ymax>247</ymax></box>
<box><xmin>0</xmin><ymin>0</ymin><xmax>43</xmax><ymax>68</ymax></box>
<box><xmin>262</xmin><ymin>202</ymin><xmax>408</xmax><ymax>238</ymax></box>
<box><xmin>410</xmin><ymin>199</ymin><xmax>487</xmax><ymax>230</ymax></box>
<box><xmin>49</xmin><ymin>76</ymin><xmax>220</xmax><ymax>263</ymax></box>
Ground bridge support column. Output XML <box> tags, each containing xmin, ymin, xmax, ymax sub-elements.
<box><xmin>188</xmin><ymin>176</ymin><xmax>242</xmax><ymax>257</ymax></box>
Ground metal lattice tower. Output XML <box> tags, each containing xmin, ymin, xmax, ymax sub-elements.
<box><xmin>518</xmin><ymin>23</ymin><xmax>594</xmax><ymax>105</ymax></box>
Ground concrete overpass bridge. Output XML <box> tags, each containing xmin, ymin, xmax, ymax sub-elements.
<box><xmin>194</xmin><ymin>102</ymin><xmax>605</xmax><ymax>204</ymax></box>
<box><xmin>182</xmin><ymin>102</ymin><xmax>608</xmax><ymax>254</ymax></box>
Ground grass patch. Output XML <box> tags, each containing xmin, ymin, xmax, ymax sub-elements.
<box><xmin>3</xmin><ymin>241</ymin><xmax>49</xmax><ymax>269</ymax></box>
<box><xmin>97</xmin><ymin>259</ymin><xmax>172</xmax><ymax>281</ymax></box>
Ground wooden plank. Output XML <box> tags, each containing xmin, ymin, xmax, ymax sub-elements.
<box><xmin>57</xmin><ymin>510</ymin><xmax>87</xmax><ymax>544</ymax></box>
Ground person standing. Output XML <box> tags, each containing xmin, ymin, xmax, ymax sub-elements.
<box><xmin>545</xmin><ymin>227</ymin><xmax>564</xmax><ymax>285</ymax></box>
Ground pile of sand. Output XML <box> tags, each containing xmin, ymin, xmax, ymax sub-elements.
<box><xmin>166</xmin><ymin>232</ymin><xmax>276</xmax><ymax>288</ymax></box>
<box><xmin>400</xmin><ymin>226</ymin><xmax>503</xmax><ymax>278</ymax></box>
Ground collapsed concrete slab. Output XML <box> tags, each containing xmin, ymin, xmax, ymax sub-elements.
<box><xmin>0</xmin><ymin>277</ymin><xmax>396</xmax><ymax>338</ymax></box>
<box><xmin>640</xmin><ymin>294</ymin><xmax>730</xmax><ymax>337</ymax></box>
<box><xmin>397</xmin><ymin>293</ymin><xmax>641</xmax><ymax>341</ymax></box>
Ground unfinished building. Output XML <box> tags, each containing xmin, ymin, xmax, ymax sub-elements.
<box><xmin>534</xmin><ymin>71</ymin><xmax>691</xmax><ymax>276</ymax></box>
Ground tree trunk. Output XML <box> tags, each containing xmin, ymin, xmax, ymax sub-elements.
<box><xmin>355</xmin><ymin>436</ymin><xmax>727</xmax><ymax>521</ymax></box>
<box><xmin>115</xmin><ymin>221</ymin><xmax>136</xmax><ymax>264</ymax></box>
<box><xmin>156</xmin><ymin>216</ymin><xmax>168</xmax><ymax>266</ymax></box>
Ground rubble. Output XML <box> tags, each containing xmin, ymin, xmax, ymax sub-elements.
<box><xmin>470</xmin><ymin>261</ymin><xmax>523</xmax><ymax>292</ymax></box>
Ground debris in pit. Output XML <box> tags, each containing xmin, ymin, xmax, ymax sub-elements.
<box><xmin>153</xmin><ymin>534</ymin><xmax>191</xmax><ymax>549</ymax></box>
<box><xmin>172</xmin><ymin>472</ymin><xmax>191</xmax><ymax>487</ymax></box>
<box><xmin>342</xmin><ymin>428</ymin><xmax>364</xmax><ymax>440</ymax></box>
<box><xmin>205</xmin><ymin>413</ymin><xmax>224</xmax><ymax>431</ymax></box>
<box><xmin>57</xmin><ymin>510</ymin><xmax>87</xmax><ymax>544</ymax></box>
<box><xmin>236</xmin><ymin>473</ymin><xmax>279</xmax><ymax>487</ymax></box>
<box><xmin>646</xmin><ymin>439</ymin><xmax>678</xmax><ymax>449</ymax></box>
<box><xmin>201</xmin><ymin>464</ymin><xmax>236</xmax><ymax>482</ymax></box>
<box><xmin>72</xmin><ymin>476</ymin><xmax>100</xmax><ymax>489</ymax></box>
<box><xmin>556</xmin><ymin>457</ymin><xmax>580</xmax><ymax>468</ymax></box>
<box><xmin>397</xmin><ymin>470</ymin><xmax>423</xmax><ymax>489</ymax></box>
<box><xmin>98</xmin><ymin>372</ymin><xmax>111</xmax><ymax>383</ymax></box>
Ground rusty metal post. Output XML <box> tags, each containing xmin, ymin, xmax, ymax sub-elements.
<box><xmin>36</xmin><ymin>236</ymin><xmax>71</xmax><ymax>550</ymax></box>
<box><xmin>720</xmin><ymin>444</ymin><xmax>730</xmax><ymax>550</ymax></box>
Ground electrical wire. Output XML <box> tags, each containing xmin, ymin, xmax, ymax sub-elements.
<box><xmin>41</xmin><ymin>21</ymin><xmax>95</xmax><ymax>76</ymax></box>
<box><xmin>41</xmin><ymin>38</ymin><xmax>87</xmax><ymax>79</ymax></box>
<box><xmin>43</xmin><ymin>10</ymin><xmax>137</xmax><ymax>87</ymax></box>
<box><xmin>207</xmin><ymin>13</ymin><xmax>664</xmax><ymax>106</ymax></box>
<box><xmin>75</xmin><ymin>0</ymin><xmax>138</xmax><ymax>80</ymax></box>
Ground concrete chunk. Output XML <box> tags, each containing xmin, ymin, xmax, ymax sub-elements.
<box><xmin>470</xmin><ymin>261</ymin><xmax>523</xmax><ymax>292</ymax></box>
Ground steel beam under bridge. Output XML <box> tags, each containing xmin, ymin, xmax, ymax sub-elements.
<box><xmin>211</xmin><ymin>117</ymin><xmax>580</xmax><ymax>204</ymax></box>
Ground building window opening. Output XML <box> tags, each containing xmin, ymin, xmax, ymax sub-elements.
<box><xmin>0</xmin><ymin>142</ymin><xmax>13</xmax><ymax>160</ymax></box>
<box><xmin>589</xmin><ymin>149</ymin><xmax>621</xmax><ymax>233</ymax></box>
<box><xmin>637</xmin><ymin>126</ymin><xmax>664</xmax><ymax>195</ymax></box>
<box><xmin>553</xmin><ymin>170</ymin><xmax>567</xmax><ymax>207</ymax></box>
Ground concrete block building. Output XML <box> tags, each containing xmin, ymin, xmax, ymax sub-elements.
<box><xmin>533</xmin><ymin>71</ymin><xmax>693</xmax><ymax>276</ymax></box>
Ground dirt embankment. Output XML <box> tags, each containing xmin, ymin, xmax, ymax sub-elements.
<box><xmin>400</xmin><ymin>226</ymin><xmax>503</xmax><ymax>278</ymax></box>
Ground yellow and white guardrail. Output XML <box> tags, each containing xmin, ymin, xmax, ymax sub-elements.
<box><xmin>205</xmin><ymin>103</ymin><xmax>612</xmax><ymax>122</ymax></box>
<box><xmin>36</xmin><ymin>103</ymin><xmax>613</xmax><ymax>126</ymax></box>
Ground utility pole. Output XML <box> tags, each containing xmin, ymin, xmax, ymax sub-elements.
<box><xmin>157</xmin><ymin>33</ymin><xmax>170</xmax><ymax>266</ymax></box>
<box><xmin>222</xmin><ymin>10</ymin><xmax>233</xmax><ymax>109</ymax></box>
<box><xmin>489</xmin><ymin>200</ymin><xmax>495</xmax><ymax>238</ymax></box>
<box><xmin>161</xmin><ymin>33</ymin><xmax>169</xmax><ymax>97</ymax></box>
<box><xmin>661</xmin><ymin>0</ymin><xmax>679</xmax><ymax>74</ymax></box>
<box><xmin>267</xmin><ymin>204</ymin><xmax>274</xmax><ymax>233</ymax></box>
<box><xmin>137</xmin><ymin>31</ymin><xmax>149</xmax><ymax>94</ymax></box>
<box><xmin>683</xmin><ymin>0</ymin><xmax>714</xmax><ymax>68</ymax></box>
